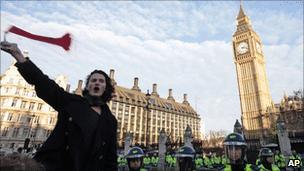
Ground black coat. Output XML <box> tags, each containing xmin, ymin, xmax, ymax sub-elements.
<box><xmin>15</xmin><ymin>60</ymin><xmax>118</xmax><ymax>171</ymax></box>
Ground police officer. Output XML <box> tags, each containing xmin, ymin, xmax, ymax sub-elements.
<box><xmin>175</xmin><ymin>145</ymin><xmax>196</xmax><ymax>171</ymax></box>
<box><xmin>258</xmin><ymin>148</ymin><xmax>280</xmax><ymax>171</ymax></box>
<box><xmin>125</xmin><ymin>147</ymin><xmax>147</xmax><ymax>171</ymax></box>
<box><xmin>222</xmin><ymin>133</ymin><xmax>257</xmax><ymax>171</ymax></box>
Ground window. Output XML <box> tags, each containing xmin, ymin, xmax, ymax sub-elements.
<box><xmin>12</xmin><ymin>128</ymin><xmax>19</xmax><ymax>137</ymax></box>
<box><xmin>48</xmin><ymin>117</ymin><xmax>55</xmax><ymax>124</ymax></box>
<box><xmin>30</xmin><ymin>129</ymin><xmax>37</xmax><ymax>138</ymax></box>
<box><xmin>34</xmin><ymin>116</ymin><xmax>40</xmax><ymax>124</ymax></box>
<box><xmin>7</xmin><ymin>113</ymin><xmax>13</xmax><ymax>121</ymax></box>
<box><xmin>23</xmin><ymin>90</ymin><xmax>29</xmax><ymax>96</ymax></box>
<box><xmin>1</xmin><ymin>127</ymin><xmax>9</xmax><ymax>136</ymax></box>
<box><xmin>21</xmin><ymin>101</ymin><xmax>27</xmax><ymax>109</ymax></box>
<box><xmin>15</xmin><ymin>88</ymin><xmax>20</xmax><ymax>95</ymax></box>
<box><xmin>45</xmin><ymin>129</ymin><xmax>52</xmax><ymax>137</ymax></box>
<box><xmin>5</xmin><ymin>87</ymin><xmax>9</xmax><ymax>93</ymax></box>
<box><xmin>11</xmin><ymin>98</ymin><xmax>18</xmax><ymax>107</ymax></box>
<box><xmin>29</xmin><ymin>102</ymin><xmax>35</xmax><ymax>110</ymax></box>
<box><xmin>32</xmin><ymin>92</ymin><xmax>36</xmax><ymax>97</ymax></box>
<box><xmin>37</xmin><ymin>103</ymin><xmax>43</xmax><ymax>110</ymax></box>
<box><xmin>22</xmin><ymin>128</ymin><xmax>29</xmax><ymax>137</ymax></box>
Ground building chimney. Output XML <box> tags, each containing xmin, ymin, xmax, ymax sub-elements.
<box><xmin>183</xmin><ymin>93</ymin><xmax>190</xmax><ymax>105</ymax></box>
<box><xmin>66</xmin><ymin>84</ymin><xmax>71</xmax><ymax>93</ymax></box>
<box><xmin>131</xmin><ymin>77</ymin><xmax>141</xmax><ymax>92</ymax></box>
<box><xmin>151</xmin><ymin>83</ymin><xmax>159</xmax><ymax>97</ymax></box>
<box><xmin>109</xmin><ymin>69</ymin><xmax>117</xmax><ymax>85</ymax></box>
<box><xmin>74</xmin><ymin>80</ymin><xmax>83</xmax><ymax>96</ymax></box>
<box><xmin>167</xmin><ymin>89</ymin><xmax>175</xmax><ymax>101</ymax></box>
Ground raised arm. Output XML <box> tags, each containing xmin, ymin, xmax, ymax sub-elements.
<box><xmin>1</xmin><ymin>41</ymin><xmax>69</xmax><ymax>111</ymax></box>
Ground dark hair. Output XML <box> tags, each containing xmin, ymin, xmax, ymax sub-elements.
<box><xmin>82</xmin><ymin>70</ymin><xmax>115</xmax><ymax>102</ymax></box>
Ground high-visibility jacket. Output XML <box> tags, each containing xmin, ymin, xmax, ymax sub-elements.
<box><xmin>221</xmin><ymin>156</ymin><xmax>228</xmax><ymax>165</ymax></box>
<box><xmin>143</xmin><ymin>157</ymin><xmax>151</xmax><ymax>166</ymax></box>
<box><xmin>274</xmin><ymin>154</ymin><xmax>286</xmax><ymax>168</ymax></box>
<box><xmin>256</xmin><ymin>159</ymin><xmax>261</xmax><ymax>166</ymax></box>
<box><xmin>258</xmin><ymin>164</ymin><xmax>280</xmax><ymax>171</ymax></box>
<box><xmin>204</xmin><ymin>156</ymin><xmax>213</xmax><ymax>168</ymax></box>
<box><xmin>222</xmin><ymin>164</ymin><xmax>256</xmax><ymax>171</ymax></box>
<box><xmin>195</xmin><ymin>157</ymin><xmax>204</xmax><ymax>169</ymax></box>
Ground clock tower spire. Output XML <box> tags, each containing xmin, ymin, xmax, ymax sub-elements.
<box><xmin>232</xmin><ymin>2</ymin><xmax>273</xmax><ymax>146</ymax></box>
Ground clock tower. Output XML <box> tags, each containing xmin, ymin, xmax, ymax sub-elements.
<box><xmin>232</xmin><ymin>4</ymin><xmax>273</xmax><ymax>145</ymax></box>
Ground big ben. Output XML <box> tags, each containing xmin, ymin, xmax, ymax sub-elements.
<box><xmin>232</xmin><ymin>4</ymin><xmax>273</xmax><ymax>146</ymax></box>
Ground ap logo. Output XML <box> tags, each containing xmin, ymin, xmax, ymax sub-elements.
<box><xmin>288</xmin><ymin>159</ymin><xmax>302</xmax><ymax>167</ymax></box>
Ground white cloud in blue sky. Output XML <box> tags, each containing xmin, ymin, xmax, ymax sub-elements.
<box><xmin>1</xmin><ymin>1</ymin><xmax>303</xmax><ymax>134</ymax></box>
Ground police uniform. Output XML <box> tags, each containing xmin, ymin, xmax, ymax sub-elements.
<box><xmin>222</xmin><ymin>133</ymin><xmax>258</xmax><ymax>171</ymax></box>
<box><xmin>258</xmin><ymin>148</ymin><xmax>280</xmax><ymax>171</ymax></box>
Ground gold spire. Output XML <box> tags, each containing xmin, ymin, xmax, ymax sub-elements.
<box><xmin>237</xmin><ymin>0</ymin><xmax>246</xmax><ymax>19</ymax></box>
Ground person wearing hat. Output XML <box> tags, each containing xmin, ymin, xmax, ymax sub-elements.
<box><xmin>175</xmin><ymin>145</ymin><xmax>196</xmax><ymax>171</ymax></box>
<box><xmin>222</xmin><ymin>133</ymin><xmax>258</xmax><ymax>171</ymax></box>
<box><xmin>258</xmin><ymin>148</ymin><xmax>280</xmax><ymax>171</ymax></box>
<box><xmin>125</xmin><ymin>147</ymin><xmax>147</xmax><ymax>171</ymax></box>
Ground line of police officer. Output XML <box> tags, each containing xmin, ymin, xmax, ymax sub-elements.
<box><xmin>118</xmin><ymin>132</ymin><xmax>302</xmax><ymax>171</ymax></box>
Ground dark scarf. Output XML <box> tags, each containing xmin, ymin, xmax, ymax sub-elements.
<box><xmin>83</xmin><ymin>92</ymin><xmax>105</xmax><ymax>106</ymax></box>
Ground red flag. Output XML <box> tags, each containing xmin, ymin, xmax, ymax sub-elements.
<box><xmin>7</xmin><ymin>26</ymin><xmax>71</xmax><ymax>51</ymax></box>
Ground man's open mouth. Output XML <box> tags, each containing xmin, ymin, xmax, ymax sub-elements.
<box><xmin>94</xmin><ymin>87</ymin><xmax>100</xmax><ymax>91</ymax></box>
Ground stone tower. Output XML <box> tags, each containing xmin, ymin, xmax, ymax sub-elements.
<box><xmin>232</xmin><ymin>4</ymin><xmax>273</xmax><ymax>144</ymax></box>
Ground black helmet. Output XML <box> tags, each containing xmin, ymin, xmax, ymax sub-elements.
<box><xmin>223</xmin><ymin>133</ymin><xmax>247</xmax><ymax>165</ymax></box>
<box><xmin>223</xmin><ymin>133</ymin><xmax>246</xmax><ymax>146</ymax></box>
<box><xmin>259</xmin><ymin>148</ymin><xmax>273</xmax><ymax>157</ymax></box>
<box><xmin>175</xmin><ymin>146</ymin><xmax>195</xmax><ymax>158</ymax></box>
<box><xmin>125</xmin><ymin>146</ymin><xmax>144</xmax><ymax>159</ymax></box>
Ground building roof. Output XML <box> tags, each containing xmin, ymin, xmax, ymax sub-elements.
<box><xmin>113</xmin><ymin>85</ymin><xmax>199</xmax><ymax>118</ymax></box>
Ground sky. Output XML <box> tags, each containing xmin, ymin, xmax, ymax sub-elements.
<box><xmin>0</xmin><ymin>1</ymin><xmax>303</xmax><ymax>135</ymax></box>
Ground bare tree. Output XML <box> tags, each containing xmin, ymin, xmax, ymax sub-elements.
<box><xmin>202</xmin><ymin>130</ymin><xmax>227</xmax><ymax>148</ymax></box>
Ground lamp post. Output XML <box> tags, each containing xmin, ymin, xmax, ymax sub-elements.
<box><xmin>145</xmin><ymin>90</ymin><xmax>151</xmax><ymax>147</ymax></box>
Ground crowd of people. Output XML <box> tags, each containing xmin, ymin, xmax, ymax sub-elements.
<box><xmin>116</xmin><ymin>133</ymin><xmax>303</xmax><ymax>171</ymax></box>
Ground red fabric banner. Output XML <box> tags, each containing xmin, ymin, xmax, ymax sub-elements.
<box><xmin>7</xmin><ymin>26</ymin><xmax>71</xmax><ymax>51</ymax></box>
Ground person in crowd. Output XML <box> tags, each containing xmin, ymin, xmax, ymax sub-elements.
<box><xmin>175</xmin><ymin>145</ymin><xmax>196</xmax><ymax>171</ymax></box>
<box><xmin>257</xmin><ymin>148</ymin><xmax>280</xmax><ymax>171</ymax></box>
<box><xmin>125</xmin><ymin>146</ymin><xmax>147</xmax><ymax>171</ymax></box>
<box><xmin>221</xmin><ymin>133</ymin><xmax>258</xmax><ymax>171</ymax></box>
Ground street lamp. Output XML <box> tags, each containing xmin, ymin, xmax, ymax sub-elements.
<box><xmin>145</xmin><ymin>89</ymin><xmax>151</xmax><ymax>147</ymax></box>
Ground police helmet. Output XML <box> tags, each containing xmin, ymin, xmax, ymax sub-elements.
<box><xmin>259</xmin><ymin>148</ymin><xmax>273</xmax><ymax>157</ymax></box>
<box><xmin>125</xmin><ymin>146</ymin><xmax>144</xmax><ymax>159</ymax></box>
<box><xmin>223</xmin><ymin>133</ymin><xmax>247</xmax><ymax>165</ymax></box>
<box><xmin>223</xmin><ymin>133</ymin><xmax>247</xmax><ymax>146</ymax></box>
<box><xmin>175</xmin><ymin>145</ymin><xmax>196</xmax><ymax>158</ymax></box>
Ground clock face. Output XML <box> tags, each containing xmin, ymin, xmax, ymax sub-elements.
<box><xmin>256</xmin><ymin>42</ymin><xmax>262</xmax><ymax>53</ymax></box>
<box><xmin>237</xmin><ymin>42</ymin><xmax>249</xmax><ymax>54</ymax></box>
